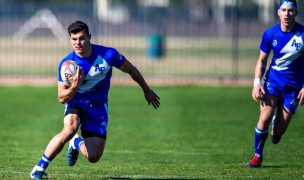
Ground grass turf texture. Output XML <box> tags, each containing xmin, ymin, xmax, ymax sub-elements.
<box><xmin>0</xmin><ymin>86</ymin><xmax>304</xmax><ymax>179</ymax></box>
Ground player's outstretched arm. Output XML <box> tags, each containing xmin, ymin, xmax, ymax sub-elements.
<box><xmin>119</xmin><ymin>59</ymin><xmax>160</xmax><ymax>109</ymax></box>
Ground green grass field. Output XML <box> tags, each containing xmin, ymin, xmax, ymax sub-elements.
<box><xmin>1</xmin><ymin>86</ymin><xmax>304</xmax><ymax>179</ymax></box>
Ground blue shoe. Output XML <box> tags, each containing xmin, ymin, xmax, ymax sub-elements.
<box><xmin>30</xmin><ymin>166</ymin><xmax>48</xmax><ymax>179</ymax></box>
<box><xmin>66</xmin><ymin>134</ymin><xmax>80</xmax><ymax>166</ymax></box>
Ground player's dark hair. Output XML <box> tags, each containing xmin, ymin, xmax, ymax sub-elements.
<box><xmin>68</xmin><ymin>21</ymin><xmax>90</xmax><ymax>36</ymax></box>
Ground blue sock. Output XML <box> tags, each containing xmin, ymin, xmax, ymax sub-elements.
<box><xmin>37</xmin><ymin>154</ymin><xmax>52</xmax><ymax>169</ymax></box>
<box><xmin>74</xmin><ymin>137</ymin><xmax>84</xmax><ymax>150</ymax></box>
<box><xmin>254</xmin><ymin>127</ymin><xmax>268</xmax><ymax>159</ymax></box>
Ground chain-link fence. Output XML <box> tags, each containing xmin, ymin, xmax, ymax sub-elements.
<box><xmin>1</xmin><ymin>0</ymin><xmax>302</xmax><ymax>86</ymax></box>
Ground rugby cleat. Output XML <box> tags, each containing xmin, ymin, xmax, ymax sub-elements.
<box><xmin>66</xmin><ymin>134</ymin><xmax>80</xmax><ymax>166</ymax></box>
<box><xmin>30</xmin><ymin>165</ymin><xmax>48</xmax><ymax>180</ymax></box>
<box><xmin>247</xmin><ymin>155</ymin><xmax>262</xmax><ymax>168</ymax></box>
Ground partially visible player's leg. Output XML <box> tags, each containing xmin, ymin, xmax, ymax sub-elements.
<box><xmin>30</xmin><ymin>114</ymin><xmax>80</xmax><ymax>179</ymax></box>
<box><xmin>271</xmin><ymin>106</ymin><xmax>293</xmax><ymax>144</ymax></box>
<box><xmin>66</xmin><ymin>133</ymin><xmax>84</xmax><ymax>166</ymax></box>
<box><xmin>248</xmin><ymin>127</ymin><xmax>268</xmax><ymax>168</ymax></box>
<box><xmin>67</xmin><ymin>130</ymin><xmax>106</xmax><ymax>165</ymax></box>
<box><xmin>45</xmin><ymin>114</ymin><xmax>80</xmax><ymax>158</ymax></box>
<box><xmin>247</xmin><ymin>94</ymin><xmax>279</xmax><ymax>168</ymax></box>
<box><xmin>63</xmin><ymin>107</ymin><xmax>85</xmax><ymax>166</ymax></box>
<box><xmin>82</xmin><ymin>135</ymin><xmax>106</xmax><ymax>163</ymax></box>
<box><xmin>272</xmin><ymin>86</ymin><xmax>299</xmax><ymax>144</ymax></box>
<box><xmin>70</xmin><ymin>100</ymin><xmax>108</xmax><ymax>163</ymax></box>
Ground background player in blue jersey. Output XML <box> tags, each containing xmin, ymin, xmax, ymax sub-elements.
<box><xmin>30</xmin><ymin>21</ymin><xmax>160</xmax><ymax>179</ymax></box>
<box><xmin>247</xmin><ymin>0</ymin><xmax>304</xmax><ymax>168</ymax></box>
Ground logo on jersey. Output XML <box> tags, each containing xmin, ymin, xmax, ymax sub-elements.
<box><xmin>291</xmin><ymin>39</ymin><xmax>301</xmax><ymax>50</ymax></box>
<box><xmin>77</xmin><ymin>55</ymin><xmax>110</xmax><ymax>93</ymax></box>
<box><xmin>273</xmin><ymin>33</ymin><xmax>304</xmax><ymax>71</ymax></box>
<box><xmin>272</xmin><ymin>40</ymin><xmax>277</xmax><ymax>47</ymax></box>
<box><xmin>95</xmin><ymin>64</ymin><xmax>106</xmax><ymax>73</ymax></box>
<box><xmin>88</xmin><ymin>55</ymin><xmax>110</xmax><ymax>76</ymax></box>
<box><xmin>280</xmin><ymin>33</ymin><xmax>303</xmax><ymax>53</ymax></box>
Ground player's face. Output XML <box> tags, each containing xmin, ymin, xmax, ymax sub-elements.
<box><xmin>69</xmin><ymin>30</ymin><xmax>91</xmax><ymax>57</ymax></box>
<box><xmin>278</xmin><ymin>5</ymin><xmax>297</xmax><ymax>30</ymax></box>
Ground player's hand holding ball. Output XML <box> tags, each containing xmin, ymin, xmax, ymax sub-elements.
<box><xmin>70</xmin><ymin>65</ymin><xmax>84</xmax><ymax>88</ymax></box>
<box><xmin>60</xmin><ymin>60</ymin><xmax>84</xmax><ymax>88</ymax></box>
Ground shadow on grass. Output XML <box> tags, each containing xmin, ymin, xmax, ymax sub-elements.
<box><xmin>246</xmin><ymin>165</ymin><xmax>284</xmax><ymax>169</ymax></box>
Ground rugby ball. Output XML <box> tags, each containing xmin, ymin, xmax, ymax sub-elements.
<box><xmin>60</xmin><ymin>60</ymin><xmax>78</xmax><ymax>86</ymax></box>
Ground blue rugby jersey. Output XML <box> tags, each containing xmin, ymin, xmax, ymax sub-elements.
<box><xmin>260</xmin><ymin>22</ymin><xmax>304</xmax><ymax>88</ymax></box>
<box><xmin>58</xmin><ymin>44</ymin><xmax>126</xmax><ymax>101</ymax></box>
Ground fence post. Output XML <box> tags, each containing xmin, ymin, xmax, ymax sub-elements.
<box><xmin>231</xmin><ymin>0</ymin><xmax>239</xmax><ymax>80</ymax></box>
